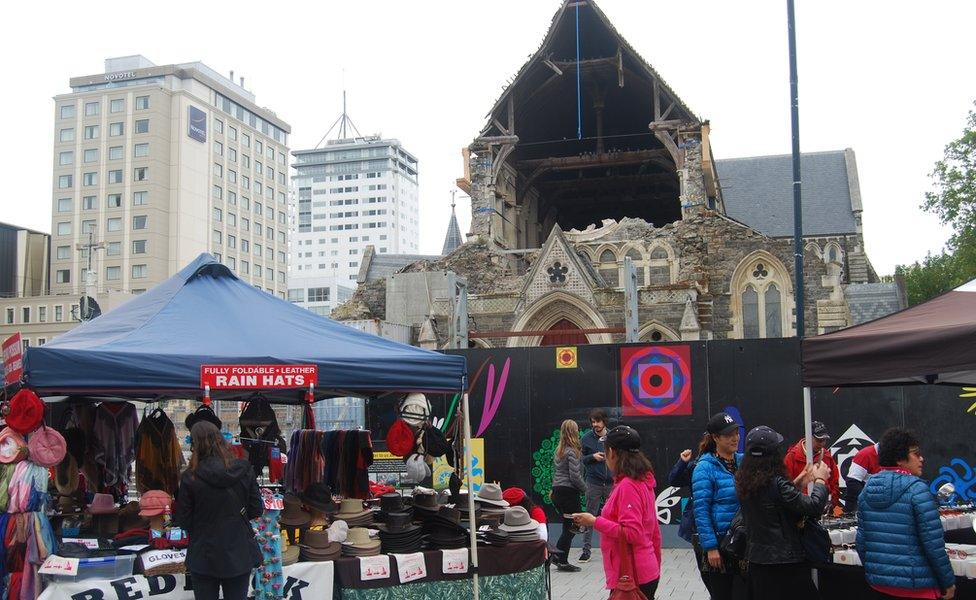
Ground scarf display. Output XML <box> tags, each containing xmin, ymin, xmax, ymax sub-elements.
<box><xmin>4</xmin><ymin>457</ymin><xmax>56</xmax><ymax>600</ymax></box>
<box><xmin>284</xmin><ymin>430</ymin><xmax>373</xmax><ymax>499</ymax></box>
<box><xmin>90</xmin><ymin>402</ymin><xmax>139</xmax><ymax>500</ymax></box>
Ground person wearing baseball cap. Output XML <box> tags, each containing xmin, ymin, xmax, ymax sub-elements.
<box><xmin>691</xmin><ymin>412</ymin><xmax>744</xmax><ymax>599</ymax></box>
<box><xmin>783</xmin><ymin>421</ymin><xmax>841</xmax><ymax>515</ymax></box>
<box><xmin>736</xmin><ymin>426</ymin><xmax>829</xmax><ymax>599</ymax></box>
<box><xmin>572</xmin><ymin>426</ymin><xmax>662</xmax><ymax>599</ymax></box>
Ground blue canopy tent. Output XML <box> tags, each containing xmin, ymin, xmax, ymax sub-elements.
<box><xmin>19</xmin><ymin>253</ymin><xmax>466</xmax><ymax>401</ymax></box>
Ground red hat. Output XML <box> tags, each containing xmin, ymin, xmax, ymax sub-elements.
<box><xmin>6</xmin><ymin>389</ymin><xmax>44</xmax><ymax>435</ymax></box>
<box><xmin>502</xmin><ymin>487</ymin><xmax>526</xmax><ymax>506</ymax></box>
<box><xmin>385</xmin><ymin>419</ymin><xmax>415</xmax><ymax>457</ymax></box>
<box><xmin>139</xmin><ymin>490</ymin><xmax>173</xmax><ymax>517</ymax></box>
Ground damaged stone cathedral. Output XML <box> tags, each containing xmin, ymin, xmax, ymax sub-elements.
<box><xmin>333</xmin><ymin>0</ymin><xmax>903</xmax><ymax>348</ymax></box>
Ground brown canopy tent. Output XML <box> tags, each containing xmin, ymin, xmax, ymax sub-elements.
<box><xmin>803</xmin><ymin>278</ymin><xmax>976</xmax><ymax>387</ymax></box>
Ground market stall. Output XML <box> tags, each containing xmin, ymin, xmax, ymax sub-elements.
<box><xmin>802</xmin><ymin>277</ymin><xmax>976</xmax><ymax>598</ymax></box>
<box><xmin>1</xmin><ymin>254</ymin><xmax>544</xmax><ymax>600</ymax></box>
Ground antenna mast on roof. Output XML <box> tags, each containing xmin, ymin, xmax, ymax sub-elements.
<box><xmin>314</xmin><ymin>91</ymin><xmax>363</xmax><ymax>148</ymax></box>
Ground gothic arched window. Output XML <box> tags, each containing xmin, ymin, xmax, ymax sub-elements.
<box><xmin>623</xmin><ymin>247</ymin><xmax>645</xmax><ymax>286</ymax></box>
<box><xmin>599</xmin><ymin>249</ymin><xmax>618</xmax><ymax>287</ymax></box>
<box><xmin>732</xmin><ymin>252</ymin><xmax>793</xmax><ymax>339</ymax></box>
<box><xmin>648</xmin><ymin>244</ymin><xmax>673</xmax><ymax>286</ymax></box>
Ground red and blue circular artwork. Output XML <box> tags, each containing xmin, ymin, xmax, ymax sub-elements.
<box><xmin>620</xmin><ymin>345</ymin><xmax>693</xmax><ymax>416</ymax></box>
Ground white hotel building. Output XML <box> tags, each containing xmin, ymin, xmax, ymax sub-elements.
<box><xmin>288</xmin><ymin>136</ymin><xmax>419</xmax><ymax>315</ymax></box>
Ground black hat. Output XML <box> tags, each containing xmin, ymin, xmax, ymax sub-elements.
<box><xmin>605</xmin><ymin>425</ymin><xmax>641</xmax><ymax>452</ymax></box>
<box><xmin>379</xmin><ymin>493</ymin><xmax>407</xmax><ymax>514</ymax></box>
<box><xmin>185</xmin><ymin>404</ymin><xmax>222</xmax><ymax>431</ymax></box>
<box><xmin>301</xmin><ymin>482</ymin><xmax>338</xmax><ymax>513</ymax></box>
<box><xmin>423</xmin><ymin>424</ymin><xmax>454</xmax><ymax>465</ymax></box>
<box><xmin>706</xmin><ymin>412</ymin><xmax>739</xmax><ymax>436</ymax></box>
<box><xmin>812</xmin><ymin>421</ymin><xmax>831</xmax><ymax>441</ymax></box>
<box><xmin>745</xmin><ymin>426</ymin><xmax>784</xmax><ymax>457</ymax></box>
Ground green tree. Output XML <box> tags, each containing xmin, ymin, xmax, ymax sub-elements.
<box><xmin>897</xmin><ymin>104</ymin><xmax>976</xmax><ymax>304</ymax></box>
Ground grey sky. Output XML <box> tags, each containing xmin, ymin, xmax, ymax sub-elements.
<box><xmin>2</xmin><ymin>0</ymin><xmax>972</xmax><ymax>275</ymax></box>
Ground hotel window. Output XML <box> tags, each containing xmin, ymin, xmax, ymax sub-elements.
<box><xmin>278</xmin><ymin>152</ymin><xmax>285</xmax><ymax>165</ymax></box>
<box><xmin>228</xmin><ymin>148</ymin><xmax>237</xmax><ymax>162</ymax></box>
<box><xmin>255</xmin><ymin>202</ymin><xmax>262</xmax><ymax>216</ymax></box>
<box><xmin>4</xmin><ymin>308</ymin><xmax>12</xmax><ymax>324</ymax></box>
<box><xmin>267</xmin><ymin>167</ymin><xmax>274</xmax><ymax>180</ymax></box>
<box><xmin>242</xmin><ymin>133</ymin><xmax>250</xmax><ymax>147</ymax></box>
<box><xmin>81</xmin><ymin>219</ymin><xmax>95</xmax><ymax>234</ymax></box>
<box><xmin>256</xmin><ymin>161</ymin><xmax>263</xmax><ymax>175</ymax></box>
<box><xmin>241</xmin><ymin>239</ymin><xmax>249</xmax><ymax>252</ymax></box>
<box><xmin>83</xmin><ymin>196</ymin><xmax>96</xmax><ymax>210</ymax></box>
<box><xmin>241</xmin><ymin>261</ymin><xmax>249</xmax><ymax>274</ymax></box>
<box><xmin>213</xmin><ymin>163</ymin><xmax>223</xmax><ymax>177</ymax></box>
<box><xmin>107</xmin><ymin>217</ymin><xmax>122</xmax><ymax>232</ymax></box>
<box><xmin>214</xmin><ymin>141</ymin><xmax>223</xmax><ymax>156</ymax></box>
<box><xmin>56</xmin><ymin>246</ymin><xmax>70</xmax><ymax>259</ymax></box>
<box><xmin>55</xmin><ymin>305</ymin><xmax>64</xmax><ymax>321</ymax></box>
<box><xmin>82</xmin><ymin>172</ymin><xmax>97</xmax><ymax>186</ymax></box>
<box><xmin>267</xmin><ymin>147</ymin><xmax>274</xmax><ymax>160</ymax></box>
<box><xmin>228</xmin><ymin>235</ymin><xmax>236</xmax><ymax>249</ymax></box>
<box><xmin>22</xmin><ymin>307</ymin><xmax>30</xmax><ymax>324</ymax></box>
<box><xmin>242</xmin><ymin>155</ymin><xmax>250</xmax><ymax>168</ymax></box>
<box><xmin>255</xmin><ymin>244</ymin><xmax>262</xmax><ymax>257</ymax></box>
<box><xmin>134</xmin><ymin>143</ymin><xmax>149</xmax><ymax>158</ymax></box>
<box><xmin>213</xmin><ymin>230</ymin><xmax>222</xmax><ymax>245</ymax></box>
<box><xmin>110</xmin><ymin>99</ymin><xmax>124</xmax><ymax>113</ymax></box>
<box><xmin>132</xmin><ymin>191</ymin><xmax>147</xmax><ymax>206</ymax></box>
<box><xmin>56</xmin><ymin>270</ymin><xmax>70</xmax><ymax>284</ymax></box>
<box><xmin>135</xmin><ymin>96</ymin><xmax>150</xmax><ymax>110</ymax></box>
<box><xmin>106</xmin><ymin>241</ymin><xmax>121</xmax><ymax>256</ymax></box>
<box><xmin>132</xmin><ymin>215</ymin><xmax>148</xmax><ymax>230</ymax></box>
<box><xmin>256</xmin><ymin>140</ymin><xmax>263</xmax><ymax>154</ymax></box>
<box><xmin>134</xmin><ymin>119</ymin><xmax>149</xmax><ymax>134</ymax></box>
<box><xmin>38</xmin><ymin>307</ymin><xmax>47</xmax><ymax>323</ymax></box>
<box><xmin>134</xmin><ymin>167</ymin><xmax>148</xmax><ymax>181</ymax></box>
<box><xmin>59</xmin><ymin>128</ymin><xmax>74</xmax><ymax>142</ymax></box>
<box><xmin>213</xmin><ymin>185</ymin><xmax>223</xmax><ymax>200</ymax></box>
<box><xmin>278</xmin><ymin>173</ymin><xmax>285</xmax><ymax>186</ymax></box>
<box><xmin>228</xmin><ymin>170</ymin><xmax>237</xmax><ymax>183</ymax></box>
<box><xmin>59</xmin><ymin>151</ymin><xmax>73</xmax><ymax>165</ymax></box>
<box><xmin>228</xmin><ymin>257</ymin><xmax>236</xmax><ymax>270</ymax></box>
<box><xmin>131</xmin><ymin>264</ymin><xmax>147</xmax><ymax>279</ymax></box>
<box><xmin>242</xmin><ymin>176</ymin><xmax>249</xmax><ymax>190</ymax></box>
<box><xmin>85</xmin><ymin>148</ymin><xmax>100</xmax><ymax>162</ymax></box>
<box><xmin>254</xmin><ymin>265</ymin><xmax>262</xmax><ymax>277</ymax></box>
<box><xmin>109</xmin><ymin>122</ymin><xmax>124</xmax><ymax>136</ymax></box>
<box><xmin>229</xmin><ymin>126</ymin><xmax>237</xmax><ymax>141</ymax></box>
<box><xmin>213</xmin><ymin>208</ymin><xmax>223</xmax><ymax>222</ymax></box>
<box><xmin>227</xmin><ymin>213</ymin><xmax>237</xmax><ymax>227</ymax></box>
<box><xmin>57</xmin><ymin>198</ymin><xmax>72</xmax><ymax>212</ymax></box>
<box><xmin>60</xmin><ymin>105</ymin><xmax>75</xmax><ymax>119</ymax></box>
<box><xmin>107</xmin><ymin>146</ymin><xmax>122</xmax><ymax>160</ymax></box>
<box><xmin>58</xmin><ymin>175</ymin><xmax>72</xmax><ymax>189</ymax></box>
<box><xmin>84</xmin><ymin>125</ymin><xmax>99</xmax><ymax>140</ymax></box>
<box><xmin>108</xmin><ymin>170</ymin><xmax>123</xmax><ymax>184</ymax></box>
<box><xmin>228</xmin><ymin>191</ymin><xmax>237</xmax><ymax>206</ymax></box>
<box><xmin>107</xmin><ymin>193</ymin><xmax>122</xmax><ymax>208</ymax></box>
<box><xmin>106</xmin><ymin>266</ymin><xmax>121</xmax><ymax>281</ymax></box>
<box><xmin>132</xmin><ymin>240</ymin><xmax>147</xmax><ymax>254</ymax></box>
<box><xmin>84</xmin><ymin>101</ymin><xmax>100</xmax><ymax>116</ymax></box>
<box><xmin>214</xmin><ymin>119</ymin><xmax>223</xmax><ymax>133</ymax></box>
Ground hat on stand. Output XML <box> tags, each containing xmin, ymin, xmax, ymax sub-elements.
<box><xmin>376</xmin><ymin>492</ymin><xmax>411</xmax><ymax>523</ymax></box>
<box><xmin>86</xmin><ymin>493</ymin><xmax>118</xmax><ymax>515</ymax></box>
<box><xmin>300</xmin><ymin>483</ymin><xmax>338</xmax><ymax>514</ymax></box>
<box><xmin>300</xmin><ymin>528</ymin><xmax>342</xmax><ymax>562</ymax></box>
<box><xmin>6</xmin><ymin>389</ymin><xmax>44</xmax><ymax>435</ymax></box>
<box><xmin>138</xmin><ymin>491</ymin><xmax>172</xmax><ymax>517</ymax></box>
<box><xmin>474</xmin><ymin>483</ymin><xmax>509</xmax><ymax>508</ymax></box>
<box><xmin>386</xmin><ymin>419</ymin><xmax>415</xmax><ymax>458</ymax></box>
<box><xmin>0</xmin><ymin>428</ymin><xmax>28</xmax><ymax>464</ymax></box>
<box><xmin>498</xmin><ymin>505</ymin><xmax>540</xmax><ymax>542</ymax></box>
<box><xmin>27</xmin><ymin>426</ymin><xmax>66</xmax><ymax>467</ymax></box>
<box><xmin>279</xmin><ymin>494</ymin><xmax>312</xmax><ymax>528</ymax></box>
<box><xmin>341</xmin><ymin>527</ymin><xmax>381</xmax><ymax>557</ymax></box>
<box><xmin>399</xmin><ymin>393</ymin><xmax>430</xmax><ymax>428</ymax></box>
<box><xmin>377</xmin><ymin>512</ymin><xmax>423</xmax><ymax>553</ymax></box>
<box><xmin>334</xmin><ymin>498</ymin><xmax>374</xmax><ymax>527</ymax></box>
<box><xmin>424</xmin><ymin>506</ymin><xmax>467</xmax><ymax>549</ymax></box>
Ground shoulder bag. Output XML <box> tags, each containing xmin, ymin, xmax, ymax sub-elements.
<box><xmin>608</xmin><ymin>525</ymin><xmax>648</xmax><ymax>600</ymax></box>
<box><xmin>796</xmin><ymin>516</ymin><xmax>831</xmax><ymax>566</ymax></box>
<box><xmin>720</xmin><ymin>510</ymin><xmax>747</xmax><ymax>561</ymax></box>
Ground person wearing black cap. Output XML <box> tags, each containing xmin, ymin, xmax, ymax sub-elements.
<box><xmin>572</xmin><ymin>426</ymin><xmax>662</xmax><ymax>599</ymax></box>
<box><xmin>690</xmin><ymin>412</ymin><xmax>744</xmax><ymax>599</ymax></box>
<box><xmin>783</xmin><ymin>420</ymin><xmax>841</xmax><ymax>515</ymax></box>
<box><xmin>735</xmin><ymin>426</ymin><xmax>829</xmax><ymax>599</ymax></box>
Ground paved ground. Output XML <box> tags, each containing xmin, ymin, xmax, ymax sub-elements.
<box><xmin>550</xmin><ymin>548</ymin><xmax>708</xmax><ymax>599</ymax></box>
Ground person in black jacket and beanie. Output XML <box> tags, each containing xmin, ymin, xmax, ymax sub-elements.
<box><xmin>175</xmin><ymin>421</ymin><xmax>263</xmax><ymax>600</ymax></box>
<box><xmin>735</xmin><ymin>426</ymin><xmax>829</xmax><ymax>600</ymax></box>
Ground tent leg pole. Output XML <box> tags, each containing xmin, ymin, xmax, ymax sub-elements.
<box><xmin>803</xmin><ymin>386</ymin><xmax>813</xmax><ymax>493</ymax></box>
<box><xmin>462</xmin><ymin>392</ymin><xmax>480</xmax><ymax>600</ymax></box>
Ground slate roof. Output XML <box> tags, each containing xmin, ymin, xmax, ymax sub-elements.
<box><xmin>361</xmin><ymin>252</ymin><xmax>441</xmax><ymax>284</ymax></box>
<box><xmin>844</xmin><ymin>282</ymin><xmax>906</xmax><ymax>325</ymax></box>
<box><xmin>716</xmin><ymin>150</ymin><xmax>858</xmax><ymax>237</ymax></box>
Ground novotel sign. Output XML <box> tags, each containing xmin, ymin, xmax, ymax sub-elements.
<box><xmin>104</xmin><ymin>71</ymin><xmax>136</xmax><ymax>82</ymax></box>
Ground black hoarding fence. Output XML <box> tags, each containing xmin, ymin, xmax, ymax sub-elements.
<box><xmin>368</xmin><ymin>339</ymin><xmax>973</xmax><ymax>524</ymax></box>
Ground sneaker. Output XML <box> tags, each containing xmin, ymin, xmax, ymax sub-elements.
<box><xmin>556</xmin><ymin>562</ymin><xmax>582</xmax><ymax>573</ymax></box>
<box><xmin>578</xmin><ymin>549</ymin><xmax>591</xmax><ymax>563</ymax></box>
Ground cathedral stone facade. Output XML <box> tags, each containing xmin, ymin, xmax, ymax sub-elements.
<box><xmin>334</xmin><ymin>0</ymin><xmax>900</xmax><ymax>348</ymax></box>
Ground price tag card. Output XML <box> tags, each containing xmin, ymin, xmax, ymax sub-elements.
<box><xmin>358</xmin><ymin>555</ymin><xmax>391</xmax><ymax>581</ymax></box>
<box><xmin>392</xmin><ymin>552</ymin><xmax>428</xmax><ymax>583</ymax></box>
<box><xmin>61</xmin><ymin>538</ymin><xmax>99</xmax><ymax>549</ymax></box>
<box><xmin>441</xmin><ymin>548</ymin><xmax>469</xmax><ymax>574</ymax></box>
<box><xmin>39</xmin><ymin>555</ymin><xmax>80</xmax><ymax>576</ymax></box>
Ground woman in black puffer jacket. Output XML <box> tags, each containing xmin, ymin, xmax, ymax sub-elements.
<box><xmin>735</xmin><ymin>426</ymin><xmax>829</xmax><ymax>600</ymax></box>
<box><xmin>174</xmin><ymin>421</ymin><xmax>262</xmax><ymax>600</ymax></box>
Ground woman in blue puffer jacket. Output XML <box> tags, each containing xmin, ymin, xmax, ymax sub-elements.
<box><xmin>857</xmin><ymin>428</ymin><xmax>955</xmax><ymax>600</ymax></box>
<box><xmin>691</xmin><ymin>412</ymin><xmax>745</xmax><ymax>600</ymax></box>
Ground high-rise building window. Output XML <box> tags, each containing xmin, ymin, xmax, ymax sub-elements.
<box><xmin>55</xmin><ymin>306</ymin><xmax>63</xmax><ymax>321</ymax></box>
<box><xmin>132</xmin><ymin>240</ymin><xmax>147</xmax><ymax>254</ymax></box>
<box><xmin>135</xmin><ymin>96</ymin><xmax>150</xmax><ymax>110</ymax></box>
<box><xmin>58</xmin><ymin>175</ymin><xmax>72</xmax><ymax>189</ymax></box>
<box><xmin>213</xmin><ymin>230</ymin><xmax>222</xmax><ymax>245</ymax></box>
<box><xmin>131</xmin><ymin>264</ymin><xmax>147</xmax><ymax>279</ymax></box>
<box><xmin>56</xmin><ymin>246</ymin><xmax>70</xmax><ymax>259</ymax></box>
<box><xmin>107</xmin><ymin>217</ymin><xmax>122</xmax><ymax>232</ymax></box>
<box><xmin>108</xmin><ymin>146</ymin><xmax>123</xmax><ymax>160</ymax></box>
<box><xmin>106</xmin><ymin>266</ymin><xmax>121</xmax><ymax>281</ymax></box>
<box><xmin>214</xmin><ymin>119</ymin><xmax>223</xmax><ymax>133</ymax></box>
<box><xmin>229</xmin><ymin>126</ymin><xmax>237</xmax><ymax>141</ymax></box>
<box><xmin>256</xmin><ymin>140</ymin><xmax>263</xmax><ymax>155</ymax></box>
<box><xmin>108</xmin><ymin>170</ymin><xmax>123</xmax><ymax>184</ymax></box>
<box><xmin>59</xmin><ymin>128</ymin><xmax>74</xmax><ymax>142</ymax></box>
<box><xmin>106</xmin><ymin>241</ymin><xmax>121</xmax><ymax>256</ymax></box>
<box><xmin>83</xmin><ymin>172</ymin><xmax>98</xmax><ymax>186</ymax></box>
<box><xmin>213</xmin><ymin>185</ymin><xmax>223</xmax><ymax>200</ymax></box>
<box><xmin>228</xmin><ymin>191</ymin><xmax>237</xmax><ymax>206</ymax></box>
<box><xmin>110</xmin><ymin>99</ymin><xmax>124</xmax><ymax>113</ymax></box>
<box><xmin>81</xmin><ymin>219</ymin><xmax>95</xmax><ymax>234</ymax></box>
<box><xmin>134</xmin><ymin>119</ymin><xmax>149</xmax><ymax>134</ymax></box>
<box><xmin>228</xmin><ymin>235</ymin><xmax>236</xmax><ymax>249</ymax></box>
<box><xmin>214</xmin><ymin>141</ymin><xmax>223</xmax><ymax>156</ymax></box>
<box><xmin>59</xmin><ymin>151</ymin><xmax>73</xmax><ymax>166</ymax></box>
<box><xmin>109</xmin><ymin>122</ymin><xmax>124</xmax><ymax>136</ymax></box>
<box><xmin>132</xmin><ymin>215</ymin><xmax>148</xmax><ymax>230</ymax></box>
<box><xmin>57</xmin><ymin>198</ymin><xmax>72</xmax><ymax>212</ymax></box>
<box><xmin>134</xmin><ymin>167</ymin><xmax>148</xmax><ymax>181</ymax></box>
<box><xmin>60</xmin><ymin>105</ymin><xmax>75</xmax><ymax>119</ymax></box>
<box><xmin>83</xmin><ymin>196</ymin><xmax>96</xmax><ymax>210</ymax></box>
<box><xmin>228</xmin><ymin>170</ymin><xmax>237</xmax><ymax>183</ymax></box>
<box><xmin>229</xmin><ymin>148</ymin><xmax>237</xmax><ymax>162</ymax></box>
<box><xmin>84</xmin><ymin>101</ymin><xmax>100</xmax><ymax>116</ymax></box>
<box><xmin>132</xmin><ymin>191</ymin><xmax>148</xmax><ymax>206</ymax></box>
<box><xmin>242</xmin><ymin>133</ymin><xmax>250</xmax><ymax>148</ymax></box>
<box><xmin>134</xmin><ymin>143</ymin><xmax>149</xmax><ymax>158</ymax></box>
<box><xmin>86</xmin><ymin>148</ymin><xmax>100</xmax><ymax>162</ymax></box>
<box><xmin>227</xmin><ymin>213</ymin><xmax>236</xmax><ymax>227</ymax></box>
<box><xmin>107</xmin><ymin>194</ymin><xmax>122</xmax><ymax>208</ymax></box>
<box><xmin>213</xmin><ymin>208</ymin><xmax>223</xmax><ymax>222</ymax></box>
<box><xmin>84</xmin><ymin>125</ymin><xmax>99</xmax><ymax>140</ymax></box>
<box><xmin>38</xmin><ymin>307</ymin><xmax>47</xmax><ymax>323</ymax></box>
<box><xmin>56</xmin><ymin>270</ymin><xmax>70</xmax><ymax>284</ymax></box>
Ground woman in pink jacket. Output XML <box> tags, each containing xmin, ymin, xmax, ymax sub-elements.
<box><xmin>573</xmin><ymin>425</ymin><xmax>662</xmax><ymax>598</ymax></box>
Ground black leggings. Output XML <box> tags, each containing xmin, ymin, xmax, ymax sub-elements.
<box><xmin>639</xmin><ymin>579</ymin><xmax>659</xmax><ymax>598</ymax></box>
<box><xmin>190</xmin><ymin>572</ymin><xmax>251</xmax><ymax>600</ymax></box>
<box><xmin>551</xmin><ymin>485</ymin><xmax>581</xmax><ymax>562</ymax></box>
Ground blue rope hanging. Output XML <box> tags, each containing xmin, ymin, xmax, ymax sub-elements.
<box><xmin>576</xmin><ymin>3</ymin><xmax>582</xmax><ymax>140</ymax></box>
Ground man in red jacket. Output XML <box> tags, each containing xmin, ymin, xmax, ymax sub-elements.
<box><xmin>784</xmin><ymin>421</ymin><xmax>841</xmax><ymax>514</ymax></box>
